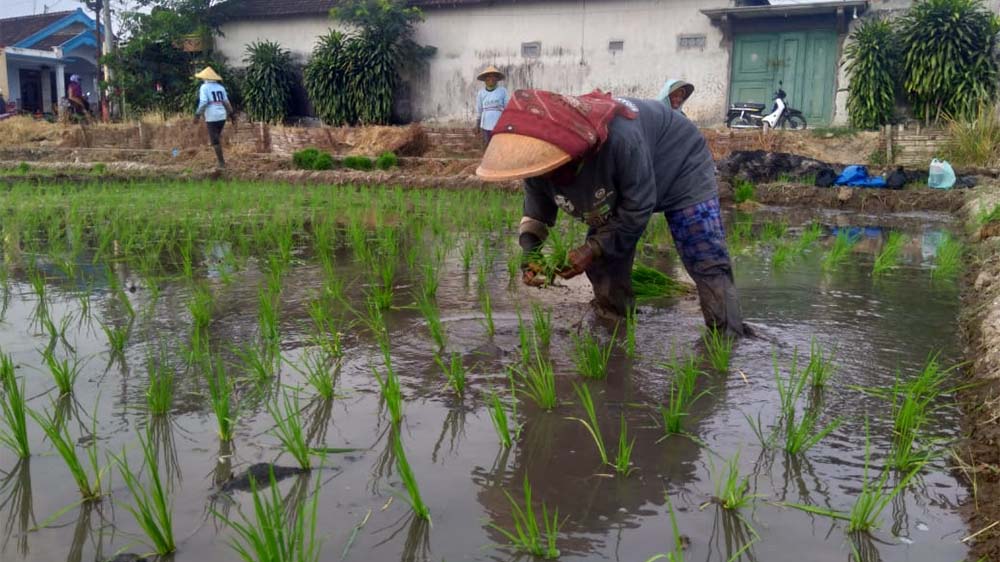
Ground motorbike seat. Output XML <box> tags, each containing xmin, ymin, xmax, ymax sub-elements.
<box><xmin>730</xmin><ymin>102</ymin><xmax>766</xmax><ymax>111</ymax></box>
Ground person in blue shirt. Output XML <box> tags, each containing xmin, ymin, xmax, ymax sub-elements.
<box><xmin>193</xmin><ymin>67</ymin><xmax>235</xmax><ymax>169</ymax></box>
<box><xmin>475</xmin><ymin>66</ymin><xmax>509</xmax><ymax>145</ymax></box>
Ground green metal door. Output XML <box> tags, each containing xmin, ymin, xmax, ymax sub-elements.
<box><xmin>730</xmin><ymin>30</ymin><xmax>836</xmax><ymax>125</ymax></box>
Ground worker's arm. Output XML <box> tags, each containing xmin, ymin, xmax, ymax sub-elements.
<box><xmin>519</xmin><ymin>179</ymin><xmax>558</xmax><ymax>257</ymax></box>
<box><xmin>587</xmin><ymin>132</ymin><xmax>656</xmax><ymax>260</ymax></box>
<box><xmin>475</xmin><ymin>90</ymin><xmax>485</xmax><ymax>129</ymax></box>
<box><xmin>194</xmin><ymin>85</ymin><xmax>209</xmax><ymax>117</ymax></box>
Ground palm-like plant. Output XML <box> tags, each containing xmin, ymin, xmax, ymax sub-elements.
<box><xmin>242</xmin><ymin>41</ymin><xmax>296</xmax><ymax>124</ymax></box>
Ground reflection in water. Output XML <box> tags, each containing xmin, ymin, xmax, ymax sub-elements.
<box><xmin>849</xmin><ymin>530</ymin><xmax>889</xmax><ymax>562</ymax></box>
<box><xmin>66</xmin><ymin>503</ymin><xmax>110</xmax><ymax>562</ymax></box>
<box><xmin>148</xmin><ymin>416</ymin><xmax>183</xmax><ymax>490</ymax></box>
<box><xmin>372</xmin><ymin>513</ymin><xmax>431</xmax><ymax>562</ymax></box>
<box><xmin>431</xmin><ymin>403</ymin><xmax>468</xmax><ymax>464</ymax></box>
<box><xmin>0</xmin><ymin>459</ymin><xmax>35</xmax><ymax>557</ymax></box>
<box><xmin>369</xmin><ymin>425</ymin><xmax>397</xmax><ymax>496</ymax></box>
<box><xmin>706</xmin><ymin>507</ymin><xmax>759</xmax><ymax>562</ymax></box>
<box><xmin>304</xmin><ymin>396</ymin><xmax>334</xmax><ymax>448</ymax></box>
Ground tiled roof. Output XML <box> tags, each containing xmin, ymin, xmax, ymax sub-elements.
<box><xmin>31</xmin><ymin>21</ymin><xmax>91</xmax><ymax>50</ymax></box>
<box><xmin>0</xmin><ymin>11</ymin><xmax>75</xmax><ymax>47</ymax></box>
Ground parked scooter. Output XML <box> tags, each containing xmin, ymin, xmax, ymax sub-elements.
<box><xmin>725</xmin><ymin>82</ymin><xmax>807</xmax><ymax>130</ymax></box>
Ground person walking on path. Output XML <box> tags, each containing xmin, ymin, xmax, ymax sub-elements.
<box><xmin>193</xmin><ymin>67</ymin><xmax>235</xmax><ymax>169</ymax></box>
<box><xmin>475</xmin><ymin>66</ymin><xmax>509</xmax><ymax>145</ymax></box>
<box><xmin>656</xmin><ymin>79</ymin><xmax>695</xmax><ymax>114</ymax></box>
<box><xmin>476</xmin><ymin>89</ymin><xmax>747</xmax><ymax>336</ymax></box>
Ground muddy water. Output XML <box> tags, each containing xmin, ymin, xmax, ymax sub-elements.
<box><xmin>0</xmin><ymin>209</ymin><xmax>969</xmax><ymax>562</ymax></box>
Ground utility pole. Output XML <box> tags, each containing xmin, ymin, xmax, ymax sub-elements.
<box><xmin>101</xmin><ymin>0</ymin><xmax>114</xmax><ymax>119</ymax></box>
<box><xmin>82</xmin><ymin>1</ymin><xmax>108</xmax><ymax>121</ymax></box>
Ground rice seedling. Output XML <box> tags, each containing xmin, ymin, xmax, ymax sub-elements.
<box><xmin>712</xmin><ymin>451</ymin><xmax>756</xmax><ymax>511</ymax></box>
<box><xmin>435</xmin><ymin>352</ymin><xmax>467</xmax><ymax>395</ymax></box>
<box><xmin>518</xmin><ymin>341</ymin><xmax>558</xmax><ymax>411</ymax></box>
<box><xmin>392</xmin><ymin>431</ymin><xmax>430</xmax><ymax>521</ymax></box>
<box><xmin>417</xmin><ymin>293</ymin><xmax>447</xmax><ymax>351</ymax></box>
<box><xmin>490</xmin><ymin>475</ymin><xmax>561</xmax><ymax>559</ymax></box>
<box><xmin>733</xmin><ymin>180</ymin><xmax>755</xmax><ymax>204</ymax></box>
<box><xmin>872</xmin><ymin>231</ymin><xmax>906</xmax><ymax>277</ymax></box>
<box><xmin>372</xmin><ymin>257</ymin><xmax>396</xmax><ymax>311</ymax></box>
<box><xmin>794</xmin><ymin>222</ymin><xmax>824</xmax><ymax>253</ymax></box>
<box><xmin>214</xmin><ymin>466</ymin><xmax>322</xmax><ymax>562</ymax></box>
<box><xmin>461</xmin><ymin>237</ymin><xmax>477</xmax><ymax>271</ymax></box>
<box><xmin>644</xmin><ymin>495</ymin><xmax>686</xmax><ymax>562</ymax></box>
<box><xmin>531</xmin><ymin>303</ymin><xmax>552</xmax><ymax>348</ymax></box>
<box><xmin>0</xmin><ymin>355</ymin><xmax>30</xmax><ymax>458</ymax></box>
<box><xmin>659</xmin><ymin>351</ymin><xmax>708</xmax><ymax>435</ymax></box>
<box><xmin>804</xmin><ymin>337</ymin><xmax>836</xmax><ymax>388</ymax></box>
<box><xmin>774</xmin><ymin>350</ymin><xmax>841</xmax><ymax>455</ymax></box>
<box><xmin>760</xmin><ymin>221</ymin><xmax>787</xmax><ymax>243</ymax></box>
<box><xmin>632</xmin><ymin>264</ymin><xmax>690</xmax><ymax>299</ymax></box>
<box><xmin>420</xmin><ymin>261</ymin><xmax>440</xmax><ymax>301</ymax></box>
<box><xmin>569</xmin><ymin>383</ymin><xmax>608</xmax><ymax>465</ymax></box>
<box><xmin>307</xmin><ymin>299</ymin><xmax>343</xmax><ymax>359</ymax></box>
<box><xmin>101</xmin><ymin>321</ymin><xmax>129</xmax><ymax>355</ymax></box>
<box><xmin>540</xmin><ymin>228</ymin><xmax>573</xmax><ymax>282</ymax></box>
<box><xmin>258</xmin><ymin>286</ymin><xmax>280</xmax><ymax>344</ymax></box>
<box><xmin>613</xmin><ymin>415</ymin><xmax>637</xmax><ymax>476</ymax></box>
<box><xmin>374</xmin><ymin>362</ymin><xmax>403</xmax><ymax>426</ymax></box>
<box><xmin>623</xmin><ymin>306</ymin><xmax>638</xmax><ymax>358</ymax></box>
<box><xmin>269</xmin><ymin>391</ymin><xmax>313</xmax><ymax>470</ymax></box>
<box><xmin>823</xmin><ymin>230</ymin><xmax>858</xmax><ymax>271</ymax></box>
<box><xmin>145</xmin><ymin>354</ymin><xmax>175</xmax><ymax>416</ymax></box>
<box><xmin>771</xmin><ymin>241</ymin><xmax>793</xmax><ymax>269</ymax></box>
<box><xmin>29</xmin><ymin>406</ymin><xmax>105</xmax><ymax>501</ymax></box>
<box><xmin>206</xmin><ymin>360</ymin><xmax>236</xmax><ymax>442</ymax></box>
<box><xmin>702</xmin><ymin>327</ymin><xmax>734</xmax><ymax>372</ymax></box>
<box><xmin>932</xmin><ymin>233</ymin><xmax>964</xmax><ymax>281</ymax></box>
<box><xmin>487</xmin><ymin>385</ymin><xmax>518</xmax><ymax>448</ymax></box>
<box><xmin>727</xmin><ymin>217</ymin><xmax>753</xmax><ymax>249</ymax></box>
<box><xmin>44</xmin><ymin>350</ymin><xmax>83</xmax><ymax>396</ymax></box>
<box><xmin>235</xmin><ymin>342</ymin><xmax>279</xmax><ymax>385</ymax></box>
<box><xmin>113</xmin><ymin>429</ymin><xmax>175</xmax><ymax>555</ymax></box>
<box><xmin>480</xmin><ymin>289</ymin><xmax>495</xmax><ymax>337</ymax></box>
<box><xmin>187</xmin><ymin>283</ymin><xmax>214</xmax><ymax>332</ymax></box>
<box><xmin>293</xmin><ymin>348</ymin><xmax>338</xmax><ymax>400</ymax></box>
<box><xmin>571</xmin><ymin>325</ymin><xmax>617</xmax><ymax>380</ymax></box>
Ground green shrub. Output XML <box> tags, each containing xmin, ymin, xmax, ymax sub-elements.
<box><xmin>734</xmin><ymin>180</ymin><xmax>755</xmax><ymax>203</ymax></box>
<box><xmin>293</xmin><ymin>148</ymin><xmax>321</xmax><ymax>170</ymax></box>
<box><xmin>844</xmin><ymin>18</ymin><xmax>899</xmax><ymax>130</ymax></box>
<box><xmin>313</xmin><ymin>152</ymin><xmax>334</xmax><ymax>170</ymax></box>
<box><xmin>91</xmin><ymin>163</ymin><xmax>107</xmax><ymax>175</ymax></box>
<box><xmin>242</xmin><ymin>41</ymin><xmax>297</xmax><ymax>124</ymax></box>
<box><xmin>343</xmin><ymin>156</ymin><xmax>374</xmax><ymax>171</ymax></box>
<box><xmin>15</xmin><ymin>162</ymin><xmax>30</xmax><ymax>174</ymax></box>
<box><xmin>375</xmin><ymin>151</ymin><xmax>398</xmax><ymax>170</ymax></box>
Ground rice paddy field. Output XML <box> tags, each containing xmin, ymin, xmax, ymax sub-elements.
<box><xmin>0</xmin><ymin>180</ymin><xmax>972</xmax><ymax>562</ymax></box>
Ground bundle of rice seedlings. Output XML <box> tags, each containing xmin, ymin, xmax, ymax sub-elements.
<box><xmin>632</xmin><ymin>264</ymin><xmax>690</xmax><ymax>300</ymax></box>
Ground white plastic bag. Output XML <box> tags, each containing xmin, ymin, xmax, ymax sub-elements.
<box><xmin>928</xmin><ymin>158</ymin><xmax>956</xmax><ymax>189</ymax></box>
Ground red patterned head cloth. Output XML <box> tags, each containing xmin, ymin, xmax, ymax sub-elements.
<box><xmin>492</xmin><ymin>89</ymin><xmax>637</xmax><ymax>160</ymax></box>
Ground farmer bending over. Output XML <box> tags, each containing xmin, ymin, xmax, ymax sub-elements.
<box><xmin>193</xmin><ymin>67</ymin><xmax>234</xmax><ymax>169</ymax></box>
<box><xmin>476</xmin><ymin>89</ymin><xmax>747</xmax><ymax>336</ymax></box>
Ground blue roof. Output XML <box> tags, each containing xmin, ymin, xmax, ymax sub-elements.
<box><xmin>10</xmin><ymin>8</ymin><xmax>100</xmax><ymax>51</ymax></box>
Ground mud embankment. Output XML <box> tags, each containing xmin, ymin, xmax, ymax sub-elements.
<box><xmin>958</xmin><ymin>184</ymin><xmax>1000</xmax><ymax>560</ymax></box>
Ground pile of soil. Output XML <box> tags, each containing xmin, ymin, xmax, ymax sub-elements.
<box><xmin>717</xmin><ymin>150</ymin><xmax>839</xmax><ymax>183</ymax></box>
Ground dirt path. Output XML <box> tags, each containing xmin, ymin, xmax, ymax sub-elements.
<box><xmin>957</xmin><ymin>184</ymin><xmax>1000</xmax><ymax>560</ymax></box>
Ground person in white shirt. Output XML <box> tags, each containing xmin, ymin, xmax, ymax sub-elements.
<box><xmin>193</xmin><ymin>67</ymin><xmax>235</xmax><ymax>169</ymax></box>
<box><xmin>475</xmin><ymin>66</ymin><xmax>509</xmax><ymax>145</ymax></box>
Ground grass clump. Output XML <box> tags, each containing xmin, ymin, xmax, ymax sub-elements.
<box><xmin>417</xmin><ymin>293</ymin><xmax>447</xmax><ymax>351</ymax></box>
<box><xmin>712</xmin><ymin>451</ymin><xmax>756</xmax><ymax>511</ymax></box>
<box><xmin>145</xmin><ymin>355</ymin><xmax>175</xmax><ymax>416</ymax></box>
<box><xmin>435</xmin><ymin>352</ymin><xmax>468</xmax><ymax>395</ymax></box>
<box><xmin>45</xmin><ymin>351</ymin><xmax>83</xmax><ymax>396</ymax></box>
<box><xmin>29</xmin><ymin>406</ymin><xmax>105</xmax><ymax>501</ymax></box>
<box><xmin>90</xmin><ymin>162</ymin><xmax>107</xmax><ymax>175</ymax></box>
<box><xmin>518</xmin><ymin>341</ymin><xmax>558</xmax><ymax>411</ymax></box>
<box><xmin>804</xmin><ymin>338</ymin><xmax>836</xmax><ymax>388</ymax></box>
<box><xmin>531</xmin><ymin>303</ymin><xmax>552</xmax><ymax>348</ymax></box>
<box><xmin>932</xmin><ymin>233</ymin><xmax>964</xmax><ymax>281</ymax></box>
<box><xmin>490</xmin><ymin>476</ymin><xmax>561</xmax><ymax>559</ymax></box>
<box><xmin>632</xmin><ymin>264</ymin><xmax>690</xmax><ymax>300</ymax></box>
<box><xmin>0</xmin><ymin>354</ymin><xmax>30</xmax><ymax>458</ymax></box>
<box><xmin>206</xmin><ymin>361</ymin><xmax>237</xmax><ymax>442</ymax></box>
<box><xmin>570</xmin><ymin>327</ymin><xmax>617</xmax><ymax>380</ymax></box>
<box><xmin>375</xmin><ymin>151</ymin><xmax>398</xmax><ymax>170</ymax></box>
<box><xmin>701</xmin><ymin>327</ymin><xmax>734</xmax><ymax>372</ymax></box>
<box><xmin>343</xmin><ymin>155</ymin><xmax>374</xmax><ymax>171</ymax></box>
<box><xmin>872</xmin><ymin>231</ymin><xmax>906</xmax><ymax>277</ymax></box>
<box><xmin>269</xmin><ymin>392</ymin><xmax>313</xmax><ymax>470</ymax></box>
<box><xmin>215</xmin><ymin>466</ymin><xmax>322</xmax><ymax>562</ymax></box>
<box><xmin>774</xmin><ymin>351</ymin><xmax>841</xmax><ymax>455</ymax></box>
<box><xmin>113</xmin><ymin>429</ymin><xmax>175</xmax><ymax>556</ymax></box>
<box><xmin>292</xmin><ymin>147</ymin><xmax>334</xmax><ymax>171</ymax></box>
<box><xmin>944</xmin><ymin>104</ymin><xmax>1000</xmax><ymax>168</ymax></box>
<box><xmin>734</xmin><ymin>180</ymin><xmax>755</xmax><ymax>204</ymax></box>
<box><xmin>823</xmin><ymin>230</ymin><xmax>858</xmax><ymax>271</ymax></box>
<box><xmin>393</xmin><ymin>432</ymin><xmax>430</xmax><ymax>521</ymax></box>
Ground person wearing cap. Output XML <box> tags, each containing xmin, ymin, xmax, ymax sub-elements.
<box><xmin>193</xmin><ymin>67</ymin><xmax>234</xmax><ymax>169</ymax></box>
<box><xmin>477</xmin><ymin>89</ymin><xmax>746</xmax><ymax>336</ymax></box>
<box><xmin>656</xmin><ymin>79</ymin><xmax>695</xmax><ymax>114</ymax></box>
<box><xmin>475</xmin><ymin>66</ymin><xmax>509</xmax><ymax>145</ymax></box>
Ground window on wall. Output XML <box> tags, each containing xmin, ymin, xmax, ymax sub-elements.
<box><xmin>677</xmin><ymin>34</ymin><xmax>707</xmax><ymax>51</ymax></box>
<box><xmin>521</xmin><ymin>41</ymin><xmax>541</xmax><ymax>58</ymax></box>
<box><xmin>608</xmin><ymin>40</ymin><xmax>624</xmax><ymax>53</ymax></box>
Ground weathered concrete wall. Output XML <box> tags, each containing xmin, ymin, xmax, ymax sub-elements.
<box><xmin>215</xmin><ymin>16</ymin><xmax>347</xmax><ymax>65</ymax></box>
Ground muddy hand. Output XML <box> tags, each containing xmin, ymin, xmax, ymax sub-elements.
<box><xmin>522</xmin><ymin>262</ymin><xmax>546</xmax><ymax>287</ymax></box>
<box><xmin>557</xmin><ymin>243</ymin><xmax>597</xmax><ymax>279</ymax></box>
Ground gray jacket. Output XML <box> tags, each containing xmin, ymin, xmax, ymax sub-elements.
<box><xmin>522</xmin><ymin>98</ymin><xmax>717</xmax><ymax>260</ymax></box>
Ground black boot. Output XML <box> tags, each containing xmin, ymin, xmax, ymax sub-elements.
<box><xmin>213</xmin><ymin>145</ymin><xmax>226</xmax><ymax>169</ymax></box>
<box><xmin>693</xmin><ymin>271</ymin><xmax>748</xmax><ymax>337</ymax></box>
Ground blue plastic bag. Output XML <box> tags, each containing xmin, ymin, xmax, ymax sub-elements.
<box><xmin>928</xmin><ymin>159</ymin><xmax>956</xmax><ymax>189</ymax></box>
<box><xmin>834</xmin><ymin>165</ymin><xmax>887</xmax><ymax>188</ymax></box>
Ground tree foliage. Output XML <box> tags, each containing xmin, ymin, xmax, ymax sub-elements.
<box><xmin>844</xmin><ymin>18</ymin><xmax>899</xmax><ymax>130</ymax></box>
<box><xmin>304</xmin><ymin>0</ymin><xmax>434</xmax><ymax>125</ymax></box>
<box><xmin>242</xmin><ymin>41</ymin><xmax>296</xmax><ymax>124</ymax></box>
<box><xmin>897</xmin><ymin>0</ymin><xmax>1000</xmax><ymax>122</ymax></box>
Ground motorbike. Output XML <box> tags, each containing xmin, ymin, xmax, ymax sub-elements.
<box><xmin>725</xmin><ymin>83</ymin><xmax>807</xmax><ymax>130</ymax></box>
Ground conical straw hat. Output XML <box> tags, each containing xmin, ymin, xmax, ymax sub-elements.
<box><xmin>476</xmin><ymin>134</ymin><xmax>571</xmax><ymax>181</ymax></box>
<box><xmin>476</xmin><ymin>65</ymin><xmax>505</xmax><ymax>81</ymax></box>
<box><xmin>194</xmin><ymin>67</ymin><xmax>223</xmax><ymax>81</ymax></box>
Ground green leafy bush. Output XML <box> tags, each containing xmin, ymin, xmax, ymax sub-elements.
<box><xmin>242</xmin><ymin>41</ymin><xmax>297</xmax><ymax>124</ymax></box>
<box><xmin>898</xmin><ymin>0</ymin><xmax>1000</xmax><ymax>122</ymax></box>
<box><xmin>292</xmin><ymin>148</ymin><xmax>335</xmax><ymax>170</ymax></box>
<box><xmin>313</xmin><ymin>152</ymin><xmax>334</xmax><ymax>170</ymax></box>
<box><xmin>304</xmin><ymin>31</ymin><xmax>352</xmax><ymax>126</ymax></box>
<box><xmin>845</xmin><ymin>18</ymin><xmax>899</xmax><ymax>129</ymax></box>
<box><xmin>343</xmin><ymin>156</ymin><xmax>374</xmax><ymax>171</ymax></box>
<box><xmin>375</xmin><ymin>151</ymin><xmax>398</xmax><ymax>170</ymax></box>
<box><xmin>734</xmin><ymin>180</ymin><xmax>755</xmax><ymax>203</ymax></box>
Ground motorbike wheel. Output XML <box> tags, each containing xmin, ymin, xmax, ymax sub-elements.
<box><xmin>725</xmin><ymin>115</ymin><xmax>753</xmax><ymax>129</ymax></box>
<box><xmin>783</xmin><ymin>115</ymin><xmax>807</xmax><ymax>130</ymax></box>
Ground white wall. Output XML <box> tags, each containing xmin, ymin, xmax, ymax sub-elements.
<box><xmin>409</xmin><ymin>0</ymin><xmax>730</xmax><ymax>125</ymax></box>
<box><xmin>216</xmin><ymin>16</ymin><xmax>346</xmax><ymax>66</ymax></box>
